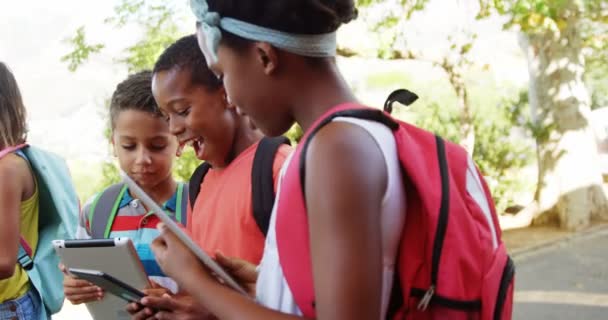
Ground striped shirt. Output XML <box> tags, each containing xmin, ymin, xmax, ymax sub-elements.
<box><xmin>75</xmin><ymin>184</ymin><xmax>186</xmax><ymax>292</ymax></box>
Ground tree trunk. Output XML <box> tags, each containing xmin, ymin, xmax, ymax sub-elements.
<box><xmin>523</xmin><ymin>11</ymin><xmax>608</xmax><ymax>230</ymax></box>
<box><xmin>445</xmin><ymin>63</ymin><xmax>475</xmax><ymax>154</ymax></box>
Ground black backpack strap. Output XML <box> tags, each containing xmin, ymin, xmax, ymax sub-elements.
<box><xmin>252</xmin><ymin>136</ymin><xmax>290</xmax><ymax>236</ymax></box>
<box><xmin>299</xmin><ymin>108</ymin><xmax>400</xmax><ymax>195</ymax></box>
<box><xmin>89</xmin><ymin>183</ymin><xmax>127</xmax><ymax>239</ymax></box>
<box><xmin>189</xmin><ymin>162</ymin><xmax>212</xmax><ymax>209</ymax></box>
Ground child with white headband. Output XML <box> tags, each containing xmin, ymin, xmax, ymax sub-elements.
<box><xmin>149</xmin><ymin>1</ymin><xmax>407</xmax><ymax>319</ymax></box>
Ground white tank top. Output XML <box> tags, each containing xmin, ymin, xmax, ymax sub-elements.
<box><xmin>256</xmin><ymin>118</ymin><xmax>406</xmax><ymax>318</ymax></box>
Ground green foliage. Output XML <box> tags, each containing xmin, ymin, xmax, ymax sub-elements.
<box><xmin>356</xmin><ymin>0</ymin><xmax>430</xmax><ymax>19</ymax></box>
<box><xmin>366</xmin><ymin>71</ymin><xmax>411</xmax><ymax>89</ymax></box>
<box><xmin>585</xmin><ymin>23</ymin><xmax>608</xmax><ymax>109</ymax></box>
<box><xmin>587</xmin><ymin>67</ymin><xmax>608</xmax><ymax>109</ymax></box>
<box><xmin>354</xmin><ymin>0</ymin><xmax>432</xmax><ymax>59</ymax></box>
<box><xmin>98</xmin><ymin>160</ymin><xmax>121</xmax><ymax>189</ymax></box>
<box><xmin>285</xmin><ymin>124</ymin><xmax>304</xmax><ymax>144</ymax></box>
<box><xmin>106</xmin><ymin>0</ymin><xmax>184</xmax><ymax>72</ymax></box>
<box><xmin>61</xmin><ymin>0</ymin><xmax>187</xmax><ymax>72</ymax></box>
<box><xmin>94</xmin><ymin>149</ymin><xmax>200</xmax><ymax>194</ymax></box>
<box><xmin>173</xmin><ymin>148</ymin><xmax>202</xmax><ymax>181</ymax></box>
<box><xmin>60</xmin><ymin>26</ymin><xmax>105</xmax><ymax>72</ymax></box>
<box><xmin>478</xmin><ymin>0</ymin><xmax>607</xmax><ymax>34</ymax></box>
<box><xmin>63</xmin><ymin>1</ymin><xmax>201</xmax><ymax>191</ymax></box>
<box><xmin>410</xmin><ymin>95</ymin><xmax>535</xmax><ymax>212</ymax></box>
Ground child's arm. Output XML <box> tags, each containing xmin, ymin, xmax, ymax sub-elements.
<box><xmin>0</xmin><ymin>157</ymin><xmax>26</xmax><ymax>279</ymax></box>
<box><xmin>304</xmin><ymin>122</ymin><xmax>387</xmax><ymax>319</ymax></box>
<box><xmin>151</xmin><ymin>122</ymin><xmax>388</xmax><ymax>320</ymax></box>
<box><xmin>62</xmin><ymin>198</ymin><xmax>104</xmax><ymax>304</ymax></box>
<box><xmin>128</xmin><ymin>253</ymin><xmax>255</xmax><ymax>320</ymax></box>
<box><xmin>151</xmin><ymin>226</ymin><xmax>305</xmax><ymax>320</ymax></box>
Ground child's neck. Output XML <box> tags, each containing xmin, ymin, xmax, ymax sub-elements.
<box><xmin>142</xmin><ymin>175</ymin><xmax>178</xmax><ymax>205</ymax></box>
<box><xmin>290</xmin><ymin>61</ymin><xmax>358</xmax><ymax>132</ymax></box>
<box><xmin>220</xmin><ymin>117</ymin><xmax>263</xmax><ymax>168</ymax></box>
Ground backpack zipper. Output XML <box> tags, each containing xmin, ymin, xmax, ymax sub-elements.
<box><xmin>417</xmin><ymin>136</ymin><xmax>450</xmax><ymax>311</ymax></box>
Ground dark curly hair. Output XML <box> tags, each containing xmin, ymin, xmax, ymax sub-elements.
<box><xmin>109</xmin><ymin>70</ymin><xmax>160</xmax><ymax>129</ymax></box>
<box><xmin>153</xmin><ymin>35</ymin><xmax>222</xmax><ymax>91</ymax></box>
<box><xmin>207</xmin><ymin>0</ymin><xmax>358</xmax><ymax>51</ymax></box>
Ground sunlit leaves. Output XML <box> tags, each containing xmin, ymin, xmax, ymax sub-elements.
<box><xmin>60</xmin><ymin>27</ymin><xmax>105</xmax><ymax>72</ymax></box>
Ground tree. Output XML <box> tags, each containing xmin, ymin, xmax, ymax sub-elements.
<box><xmin>479</xmin><ymin>0</ymin><xmax>608</xmax><ymax>229</ymax></box>
<box><xmin>61</xmin><ymin>0</ymin><xmax>200</xmax><ymax>187</ymax></box>
<box><xmin>354</xmin><ymin>0</ymin><xmax>479</xmax><ymax>153</ymax></box>
<box><xmin>356</xmin><ymin>0</ymin><xmax>608</xmax><ymax>229</ymax></box>
<box><xmin>61</xmin><ymin>0</ymin><xmax>304</xmax><ymax>188</ymax></box>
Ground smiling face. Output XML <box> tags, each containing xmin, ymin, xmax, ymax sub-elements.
<box><xmin>112</xmin><ymin>109</ymin><xmax>177</xmax><ymax>189</ymax></box>
<box><xmin>152</xmin><ymin>67</ymin><xmax>237</xmax><ymax>167</ymax></box>
<box><xmin>195</xmin><ymin>28</ymin><xmax>295</xmax><ymax>137</ymax></box>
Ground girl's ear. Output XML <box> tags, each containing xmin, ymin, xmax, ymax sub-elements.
<box><xmin>254</xmin><ymin>42</ymin><xmax>279</xmax><ymax>75</ymax></box>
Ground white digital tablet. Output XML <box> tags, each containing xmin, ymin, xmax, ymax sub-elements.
<box><xmin>53</xmin><ymin>238</ymin><xmax>150</xmax><ymax>320</ymax></box>
<box><xmin>120</xmin><ymin>171</ymin><xmax>248</xmax><ymax>295</ymax></box>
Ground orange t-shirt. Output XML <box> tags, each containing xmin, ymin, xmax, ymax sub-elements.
<box><xmin>188</xmin><ymin>141</ymin><xmax>291</xmax><ymax>264</ymax></box>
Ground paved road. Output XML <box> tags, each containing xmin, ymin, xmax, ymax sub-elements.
<box><xmin>513</xmin><ymin>228</ymin><xmax>608</xmax><ymax>320</ymax></box>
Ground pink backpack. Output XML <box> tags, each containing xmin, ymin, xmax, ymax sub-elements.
<box><xmin>274</xmin><ymin>103</ymin><xmax>514</xmax><ymax>319</ymax></box>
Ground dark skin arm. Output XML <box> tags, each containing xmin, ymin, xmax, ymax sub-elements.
<box><xmin>0</xmin><ymin>155</ymin><xmax>35</xmax><ymax>279</ymax></box>
<box><xmin>306</xmin><ymin>122</ymin><xmax>386</xmax><ymax>319</ymax></box>
<box><xmin>152</xmin><ymin>122</ymin><xmax>387</xmax><ymax>319</ymax></box>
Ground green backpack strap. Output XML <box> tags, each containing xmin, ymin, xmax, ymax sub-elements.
<box><xmin>175</xmin><ymin>183</ymin><xmax>188</xmax><ymax>226</ymax></box>
<box><xmin>88</xmin><ymin>183</ymin><xmax>127</xmax><ymax>238</ymax></box>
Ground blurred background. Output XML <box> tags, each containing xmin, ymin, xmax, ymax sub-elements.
<box><xmin>1</xmin><ymin>0</ymin><xmax>606</xmax><ymax>319</ymax></box>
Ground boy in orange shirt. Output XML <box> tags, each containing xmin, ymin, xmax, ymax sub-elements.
<box><xmin>128</xmin><ymin>35</ymin><xmax>291</xmax><ymax>319</ymax></box>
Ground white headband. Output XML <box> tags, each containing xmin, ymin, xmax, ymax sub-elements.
<box><xmin>190</xmin><ymin>0</ymin><xmax>337</xmax><ymax>63</ymax></box>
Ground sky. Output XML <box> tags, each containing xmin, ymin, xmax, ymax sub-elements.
<box><xmin>1</xmin><ymin>0</ymin><xmax>130</xmax><ymax>161</ymax></box>
<box><xmin>0</xmin><ymin>0</ymin><xmax>528</xmax><ymax>164</ymax></box>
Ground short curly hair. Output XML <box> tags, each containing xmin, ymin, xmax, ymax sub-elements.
<box><xmin>153</xmin><ymin>35</ymin><xmax>222</xmax><ymax>91</ymax></box>
<box><xmin>109</xmin><ymin>70</ymin><xmax>160</xmax><ymax>129</ymax></box>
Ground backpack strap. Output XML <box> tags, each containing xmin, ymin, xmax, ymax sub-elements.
<box><xmin>4</xmin><ymin>144</ymin><xmax>37</xmax><ymax>271</ymax></box>
<box><xmin>175</xmin><ymin>183</ymin><xmax>188</xmax><ymax>226</ymax></box>
<box><xmin>251</xmin><ymin>136</ymin><xmax>290</xmax><ymax>237</ymax></box>
<box><xmin>188</xmin><ymin>162</ymin><xmax>212</xmax><ymax>209</ymax></box>
<box><xmin>299</xmin><ymin>108</ymin><xmax>399</xmax><ymax>194</ymax></box>
<box><xmin>89</xmin><ymin>183</ymin><xmax>128</xmax><ymax>238</ymax></box>
<box><xmin>0</xmin><ymin>143</ymin><xmax>28</xmax><ymax>159</ymax></box>
<box><xmin>17</xmin><ymin>237</ymin><xmax>34</xmax><ymax>271</ymax></box>
<box><xmin>188</xmin><ymin>137</ymin><xmax>289</xmax><ymax>237</ymax></box>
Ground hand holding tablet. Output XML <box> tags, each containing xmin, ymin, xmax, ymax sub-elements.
<box><xmin>120</xmin><ymin>171</ymin><xmax>249</xmax><ymax>296</ymax></box>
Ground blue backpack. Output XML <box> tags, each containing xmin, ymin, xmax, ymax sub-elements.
<box><xmin>1</xmin><ymin>144</ymin><xmax>79</xmax><ymax>317</ymax></box>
